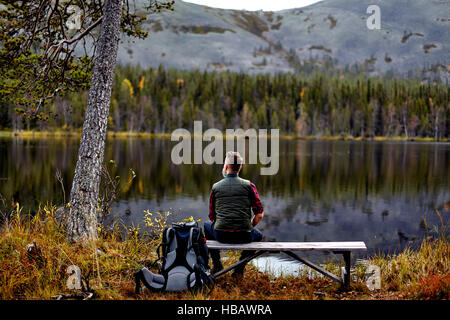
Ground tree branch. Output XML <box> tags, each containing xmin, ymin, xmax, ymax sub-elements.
<box><xmin>45</xmin><ymin>16</ymin><xmax>103</xmax><ymax>62</ymax></box>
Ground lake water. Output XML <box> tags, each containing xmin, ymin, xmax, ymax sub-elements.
<box><xmin>2</xmin><ymin>137</ymin><xmax>449</xmax><ymax>266</ymax></box>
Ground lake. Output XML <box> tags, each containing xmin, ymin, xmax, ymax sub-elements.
<box><xmin>2</xmin><ymin>136</ymin><xmax>449</xmax><ymax>265</ymax></box>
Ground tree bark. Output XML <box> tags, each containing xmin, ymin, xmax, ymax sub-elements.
<box><xmin>67</xmin><ymin>0</ymin><xmax>123</xmax><ymax>241</ymax></box>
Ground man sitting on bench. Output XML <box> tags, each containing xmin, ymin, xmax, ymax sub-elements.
<box><xmin>204</xmin><ymin>151</ymin><xmax>265</xmax><ymax>276</ymax></box>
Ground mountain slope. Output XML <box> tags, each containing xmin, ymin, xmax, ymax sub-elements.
<box><xmin>116</xmin><ymin>0</ymin><xmax>450</xmax><ymax>76</ymax></box>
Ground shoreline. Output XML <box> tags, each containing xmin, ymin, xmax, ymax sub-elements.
<box><xmin>2</xmin><ymin>130</ymin><xmax>448</xmax><ymax>143</ymax></box>
<box><xmin>0</xmin><ymin>205</ymin><xmax>448</xmax><ymax>300</ymax></box>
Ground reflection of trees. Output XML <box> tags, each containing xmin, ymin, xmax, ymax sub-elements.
<box><xmin>1</xmin><ymin>138</ymin><xmax>78</xmax><ymax>209</ymax></box>
<box><xmin>1</xmin><ymin>138</ymin><xmax>449</xmax><ymax>213</ymax></box>
<box><xmin>251</xmin><ymin>140</ymin><xmax>448</xmax><ymax>210</ymax></box>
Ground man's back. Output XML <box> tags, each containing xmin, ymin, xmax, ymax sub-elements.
<box><xmin>211</xmin><ymin>175</ymin><xmax>253</xmax><ymax>232</ymax></box>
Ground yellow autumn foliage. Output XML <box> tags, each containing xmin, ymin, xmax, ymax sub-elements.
<box><xmin>300</xmin><ymin>87</ymin><xmax>306</xmax><ymax>100</ymax></box>
<box><xmin>122</xmin><ymin>78</ymin><xmax>134</xmax><ymax>97</ymax></box>
<box><xmin>138</xmin><ymin>76</ymin><xmax>145</xmax><ymax>91</ymax></box>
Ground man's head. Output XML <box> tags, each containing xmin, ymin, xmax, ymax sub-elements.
<box><xmin>222</xmin><ymin>151</ymin><xmax>243</xmax><ymax>177</ymax></box>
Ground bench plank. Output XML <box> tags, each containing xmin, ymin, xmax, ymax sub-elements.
<box><xmin>206</xmin><ymin>240</ymin><xmax>367</xmax><ymax>251</ymax></box>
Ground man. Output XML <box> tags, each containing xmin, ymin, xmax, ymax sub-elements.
<box><xmin>204</xmin><ymin>151</ymin><xmax>264</xmax><ymax>276</ymax></box>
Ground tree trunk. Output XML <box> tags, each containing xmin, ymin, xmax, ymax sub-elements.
<box><xmin>67</xmin><ymin>0</ymin><xmax>123</xmax><ymax>241</ymax></box>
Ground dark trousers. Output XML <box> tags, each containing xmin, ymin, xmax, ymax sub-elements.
<box><xmin>204</xmin><ymin>221</ymin><xmax>263</xmax><ymax>273</ymax></box>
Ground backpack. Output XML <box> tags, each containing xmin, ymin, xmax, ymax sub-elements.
<box><xmin>134</xmin><ymin>221</ymin><xmax>214</xmax><ymax>294</ymax></box>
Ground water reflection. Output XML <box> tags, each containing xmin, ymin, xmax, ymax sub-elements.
<box><xmin>2</xmin><ymin>137</ymin><xmax>449</xmax><ymax>259</ymax></box>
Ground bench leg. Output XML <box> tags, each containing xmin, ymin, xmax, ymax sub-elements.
<box><xmin>343</xmin><ymin>251</ymin><xmax>351</xmax><ymax>290</ymax></box>
<box><xmin>286</xmin><ymin>250</ymin><xmax>353</xmax><ymax>290</ymax></box>
<box><xmin>283</xmin><ymin>251</ymin><xmax>343</xmax><ymax>285</ymax></box>
<box><xmin>212</xmin><ymin>250</ymin><xmax>266</xmax><ymax>279</ymax></box>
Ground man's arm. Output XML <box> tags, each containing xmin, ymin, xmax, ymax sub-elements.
<box><xmin>252</xmin><ymin>211</ymin><xmax>264</xmax><ymax>227</ymax></box>
<box><xmin>208</xmin><ymin>189</ymin><xmax>216</xmax><ymax>222</ymax></box>
<box><xmin>249</xmin><ymin>182</ymin><xmax>264</xmax><ymax>227</ymax></box>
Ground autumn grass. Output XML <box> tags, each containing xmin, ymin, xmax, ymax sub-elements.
<box><xmin>0</xmin><ymin>204</ymin><xmax>160</xmax><ymax>299</ymax></box>
<box><xmin>3</xmin><ymin>130</ymin><xmax>171</xmax><ymax>140</ymax></box>
<box><xmin>296</xmin><ymin>134</ymin><xmax>449</xmax><ymax>143</ymax></box>
<box><xmin>5</xmin><ymin>130</ymin><xmax>81</xmax><ymax>139</ymax></box>
<box><xmin>3</xmin><ymin>130</ymin><xmax>449</xmax><ymax>142</ymax></box>
<box><xmin>370</xmin><ymin>239</ymin><xmax>449</xmax><ymax>299</ymax></box>
<box><xmin>370</xmin><ymin>211</ymin><xmax>450</xmax><ymax>299</ymax></box>
<box><xmin>0</xmin><ymin>205</ymin><xmax>448</xmax><ymax>300</ymax></box>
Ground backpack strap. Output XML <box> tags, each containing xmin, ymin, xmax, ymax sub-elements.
<box><xmin>153</xmin><ymin>227</ymin><xmax>171</xmax><ymax>261</ymax></box>
<box><xmin>187</xmin><ymin>227</ymin><xmax>197</xmax><ymax>250</ymax></box>
<box><xmin>163</xmin><ymin>228</ymin><xmax>175</xmax><ymax>256</ymax></box>
<box><xmin>189</xmin><ymin>227</ymin><xmax>209</xmax><ymax>268</ymax></box>
<box><xmin>160</xmin><ymin>227</ymin><xmax>175</xmax><ymax>271</ymax></box>
<box><xmin>188</xmin><ymin>227</ymin><xmax>199</xmax><ymax>260</ymax></box>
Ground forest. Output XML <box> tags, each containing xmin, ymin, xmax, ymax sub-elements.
<box><xmin>4</xmin><ymin>64</ymin><xmax>450</xmax><ymax>139</ymax></box>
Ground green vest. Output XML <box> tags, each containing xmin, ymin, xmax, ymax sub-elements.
<box><xmin>212</xmin><ymin>175</ymin><xmax>253</xmax><ymax>232</ymax></box>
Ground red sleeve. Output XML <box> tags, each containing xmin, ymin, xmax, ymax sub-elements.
<box><xmin>250</xmin><ymin>182</ymin><xmax>264</xmax><ymax>215</ymax></box>
<box><xmin>208</xmin><ymin>189</ymin><xmax>216</xmax><ymax>222</ymax></box>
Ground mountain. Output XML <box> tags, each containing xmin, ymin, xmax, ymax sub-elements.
<box><xmin>116</xmin><ymin>0</ymin><xmax>450</xmax><ymax>76</ymax></box>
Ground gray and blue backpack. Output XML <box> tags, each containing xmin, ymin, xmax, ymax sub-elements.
<box><xmin>134</xmin><ymin>221</ymin><xmax>214</xmax><ymax>293</ymax></box>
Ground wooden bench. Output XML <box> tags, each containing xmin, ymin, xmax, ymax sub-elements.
<box><xmin>206</xmin><ymin>240</ymin><xmax>367</xmax><ymax>289</ymax></box>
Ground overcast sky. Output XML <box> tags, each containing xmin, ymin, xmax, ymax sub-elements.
<box><xmin>183</xmin><ymin>0</ymin><xmax>323</xmax><ymax>11</ymax></box>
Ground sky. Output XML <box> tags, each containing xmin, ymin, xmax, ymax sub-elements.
<box><xmin>183</xmin><ymin>0</ymin><xmax>323</xmax><ymax>11</ymax></box>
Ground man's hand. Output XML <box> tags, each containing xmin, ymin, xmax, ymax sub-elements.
<box><xmin>252</xmin><ymin>211</ymin><xmax>264</xmax><ymax>227</ymax></box>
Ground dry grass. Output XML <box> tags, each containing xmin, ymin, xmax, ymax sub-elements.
<box><xmin>4</xmin><ymin>131</ymin><xmax>448</xmax><ymax>143</ymax></box>
<box><xmin>0</xmin><ymin>205</ymin><xmax>158</xmax><ymax>300</ymax></box>
<box><xmin>370</xmin><ymin>238</ymin><xmax>449</xmax><ymax>299</ymax></box>
<box><xmin>0</xmin><ymin>205</ymin><xmax>448</xmax><ymax>300</ymax></box>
